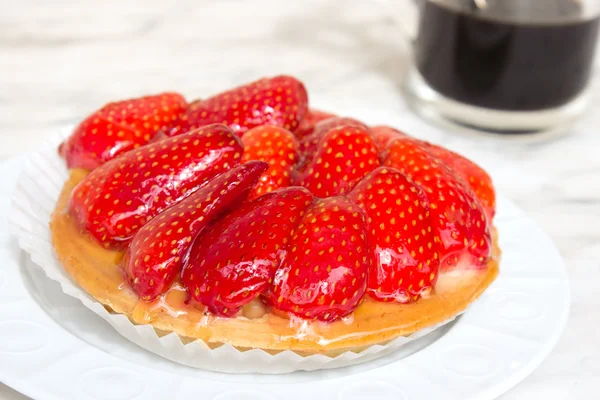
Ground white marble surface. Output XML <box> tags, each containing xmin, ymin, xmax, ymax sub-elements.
<box><xmin>1</xmin><ymin>0</ymin><xmax>599</xmax><ymax>398</ymax></box>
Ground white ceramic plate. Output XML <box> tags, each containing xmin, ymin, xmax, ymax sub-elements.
<box><xmin>0</xmin><ymin>156</ymin><xmax>569</xmax><ymax>400</ymax></box>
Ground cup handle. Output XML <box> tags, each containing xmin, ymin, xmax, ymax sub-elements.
<box><xmin>373</xmin><ymin>0</ymin><xmax>421</xmax><ymax>44</ymax></box>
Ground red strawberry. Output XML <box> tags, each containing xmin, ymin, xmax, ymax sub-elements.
<box><xmin>123</xmin><ymin>161</ymin><xmax>268</xmax><ymax>300</ymax></box>
<box><xmin>241</xmin><ymin>126</ymin><xmax>299</xmax><ymax>199</ymax></box>
<box><xmin>348</xmin><ymin>167</ymin><xmax>440</xmax><ymax>302</ymax></box>
<box><xmin>294</xmin><ymin>108</ymin><xmax>337</xmax><ymax>140</ymax></box>
<box><xmin>171</xmin><ymin>76</ymin><xmax>308</xmax><ymax>137</ymax></box>
<box><xmin>69</xmin><ymin>124</ymin><xmax>243</xmax><ymax>248</ymax></box>
<box><xmin>382</xmin><ymin>137</ymin><xmax>492</xmax><ymax>269</ymax></box>
<box><xmin>370</xmin><ymin>125</ymin><xmax>407</xmax><ymax>152</ymax></box>
<box><xmin>421</xmin><ymin>142</ymin><xmax>496</xmax><ymax>220</ymax></box>
<box><xmin>294</xmin><ymin>125</ymin><xmax>380</xmax><ymax>197</ymax></box>
<box><xmin>298</xmin><ymin>117</ymin><xmax>367</xmax><ymax>161</ymax></box>
<box><xmin>182</xmin><ymin>187</ymin><xmax>314</xmax><ymax>316</ymax></box>
<box><xmin>310</xmin><ymin>117</ymin><xmax>367</xmax><ymax>138</ymax></box>
<box><xmin>269</xmin><ymin>197</ymin><xmax>369</xmax><ymax>321</ymax></box>
<box><xmin>61</xmin><ymin>93</ymin><xmax>187</xmax><ymax>170</ymax></box>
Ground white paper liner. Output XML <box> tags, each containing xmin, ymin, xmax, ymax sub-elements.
<box><xmin>9</xmin><ymin>129</ymin><xmax>459</xmax><ymax>373</ymax></box>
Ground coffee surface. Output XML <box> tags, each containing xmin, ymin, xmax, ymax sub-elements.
<box><xmin>416</xmin><ymin>1</ymin><xmax>600</xmax><ymax>111</ymax></box>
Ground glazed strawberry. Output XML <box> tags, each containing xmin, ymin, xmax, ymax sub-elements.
<box><xmin>124</xmin><ymin>161</ymin><xmax>268</xmax><ymax>300</ymax></box>
<box><xmin>294</xmin><ymin>108</ymin><xmax>337</xmax><ymax>140</ymax></box>
<box><xmin>370</xmin><ymin>125</ymin><xmax>406</xmax><ymax>152</ymax></box>
<box><xmin>294</xmin><ymin>125</ymin><xmax>380</xmax><ymax>197</ymax></box>
<box><xmin>171</xmin><ymin>76</ymin><xmax>308</xmax><ymax>137</ymax></box>
<box><xmin>421</xmin><ymin>142</ymin><xmax>496</xmax><ymax>219</ymax></box>
<box><xmin>248</xmin><ymin>164</ymin><xmax>292</xmax><ymax>201</ymax></box>
<box><xmin>61</xmin><ymin>93</ymin><xmax>187</xmax><ymax>170</ymax></box>
<box><xmin>348</xmin><ymin>167</ymin><xmax>440</xmax><ymax>302</ymax></box>
<box><xmin>371</xmin><ymin>128</ymin><xmax>496</xmax><ymax>218</ymax></box>
<box><xmin>298</xmin><ymin>117</ymin><xmax>367</xmax><ymax>161</ymax></box>
<box><xmin>309</xmin><ymin>117</ymin><xmax>367</xmax><ymax>138</ymax></box>
<box><xmin>182</xmin><ymin>187</ymin><xmax>314</xmax><ymax>316</ymax></box>
<box><xmin>69</xmin><ymin>124</ymin><xmax>243</xmax><ymax>248</ymax></box>
<box><xmin>383</xmin><ymin>137</ymin><xmax>491</xmax><ymax>269</ymax></box>
<box><xmin>241</xmin><ymin>126</ymin><xmax>299</xmax><ymax>199</ymax></box>
<box><xmin>269</xmin><ymin>197</ymin><xmax>369</xmax><ymax>321</ymax></box>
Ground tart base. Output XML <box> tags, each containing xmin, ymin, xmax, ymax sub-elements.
<box><xmin>51</xmin><ymin>169</ymin><xmax>500</xmax><ymax>354</ymax></box>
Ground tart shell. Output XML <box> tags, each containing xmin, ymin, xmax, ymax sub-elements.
<box><xmin>51</xmin><ymin>169</ymin><xmax>500</xmax><ymax>355</ymax></box>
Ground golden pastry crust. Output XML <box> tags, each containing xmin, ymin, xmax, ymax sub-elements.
<box><xmin>51</xmin><ymin>169</ymin><xmax>500</xmax><ymax>354</ymax></box>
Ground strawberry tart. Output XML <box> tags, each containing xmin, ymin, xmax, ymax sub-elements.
<box><xmin>50</xmin><ymin>75</ymin><xmax>499</xmax><ymax>355</ymax></box>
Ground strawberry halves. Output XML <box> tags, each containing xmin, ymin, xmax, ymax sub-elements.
<box><xmin>241</xmin><ymin>126</ymin><xmax>299</xmax><ymax>199</ymax></box>
<box><xmin>294</xmin><ymin>124</ymin><xmax>380</xmax><ymax>197</ymax></box>
<box><xmin>123</xmin><ymin>161</ymin><xmax>268</xmax><ymax>301</ymax></box>
<box><xmin>294</xmin><ymin>108</ymin><xmax>337</xmax><ymax>140</ymax></box>
<box><xmin>171</xmin><ymin>75</ymin><xmax>308</xmax><ymax>137</ymax></box>
<box><xmin>68</xmin><ymin>124</ymin><xmax>243</xmax><ymax>248</ymax></box>
<box><xmin>370</xmin><ymin>125</ymin><xmax>407</xmax><ymax>153</ymax></box>
<box><xmin>61</xmin><ymin>93</ymin><xmax>187</xmax><ymax>170</ymax></box>
<box><xmin>421</xmin><ymin>142</ymin><xmax>496</xmax><ymax>220</ymax></box>
<box><xmin>269</xmin><ymin>197</ymin><xmax>370</xmax><ymax>321</ymax></box>
<box><xmin>297</xmin><ymin>117</ymin><xmax>367</xmax><ymax>162</ymax></box>
<box><xmin>182</xmin><ymin>187</ymin><xmax>314</xmax><ymax>316</ymax></box>
<box><xmin>383</xmin><ymin>137</ymin><xmax>492</xmax><ymax>270</ymax></box>
<box><xmin>348</xmin><ymin>167</ymin><xmax>441</xmax><ymax>302</ymax></box>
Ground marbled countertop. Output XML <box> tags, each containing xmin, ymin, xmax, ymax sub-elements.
<box><xmin>1</xmin><ymin>0</ymin><xmax>599</xmax><ymax>398</ymax></box>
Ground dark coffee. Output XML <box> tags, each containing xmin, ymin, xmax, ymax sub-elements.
<box><xmin>415</xmin><ymin>2</ymin><xmax>600</xmax><ymax>111</ymax></box>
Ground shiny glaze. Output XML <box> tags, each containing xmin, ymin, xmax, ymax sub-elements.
<box><xmin>171</xmin><ymin>75</ymin><xmax>309</xmax><ymax>137</ymax></box>
<box><xmin>124</xmin><ymin>161</ymin><xmax>268</xmax><ymax>300</ymax></box>
<box><xmin>68</xmin><ymin>124</ymin><xmax>243</xmax><ymax>248</ymax></box>
<box><xmin>383</xmin><ymin>137</ymin><xmax>492</xmax><ymax>269</ymax></box>
<box><xmin>269</xmin><ymin>197</ymin><xmax>370</xmax><ymax>322</ymax></box>
<box><xmin>423</xmin><ymin>141</ymin><xmax>496</xmax><ymax>220</ymax></box>
<box><xmin>348</xmin><ymin>167</ymin><xmax>441</xmax><ymax>302</ymax></box>
<box><xmin>241</xmin><ymin>125</ymin><xmax>300</xmax><ymax>199</ymax></box>
<box><xmin>182</xmin><ymin>186</ymin><xmax>314</xmax><ymax>316</ymax></box>
<box><xmin>60</xmin><ymin>92</ymin><xmax>187</xmax><ymax>170</ymax></box>
<box><xmin>294</xmin><ymin>125</ymin><xmax>380</xmax><ymax>197</ymax></box>
<box><xmin>297</xmin><ymin>117</ymin><xmax>367</xmax><ymax>162</ymax></box>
